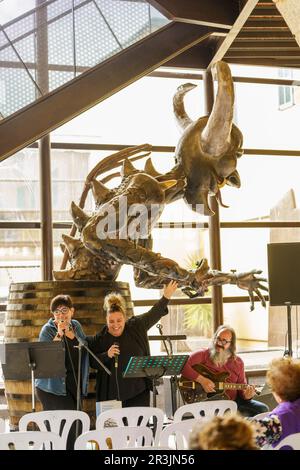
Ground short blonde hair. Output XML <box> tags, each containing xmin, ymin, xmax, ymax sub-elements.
<box><xmin>267</xmin><ymin>357</ymin><xmax>300</xmax><ymax>402</ymax></box>
<box><xmin>190</xmin><ymin>415</ymin><xmax>258</xmax><ymax>450</ymax></box>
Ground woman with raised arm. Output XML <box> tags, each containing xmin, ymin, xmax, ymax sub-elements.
<box><xmin>87</xmin><ymin>280</ymin><xmax>178</xmax><ymax>407</ymax></box>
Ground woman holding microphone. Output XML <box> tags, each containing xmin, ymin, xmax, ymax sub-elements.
<box><xmin>35</xmin><ymin>294</ymin><xmax>89</xmax><ymax>448</ymax></box>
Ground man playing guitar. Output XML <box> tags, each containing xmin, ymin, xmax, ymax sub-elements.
<box><xmin>180</xmin><ymin>325</ymin><xmax>268</xmax><ymax>417</ymax></box>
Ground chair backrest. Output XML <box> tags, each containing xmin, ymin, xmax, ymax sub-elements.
<box><xmin>96</xmin><ymin>406</ymin><xmax>164</xmax><ymax>445</ymax></box>
<box><xmin>173</xmin><ymin>400</ymin><xmax>237</xmax><ymax>421</ymax></box>
<box><xmin>0</xmin><ymin>418</ymin><xmax>5</xmax><ymax>433</ymax></box>
<box><xmin>74</xmin><ymin>426</ymin><xmax>153</xmax><ymax>450</ymax></box>
<box><xmin>19</xmin><ymin>410</ymin><xmax>90</xmax><ymax>448</ymax></box>
<box><xmin>251</xmin><ymin>411</ymin><xmax>270</xmax><ymax>421</ymax></box>
<box><xmin>0</xmin><ymin>431</ymin><xmax>65</xmax><ymax>450</ymax></box>
<box><xmin>159</xmin><ymin>418</ymin><xmax>204</xmax><ymax>450</ymax></box>
<box><xmin>273</xmin><ymin>433</ymin><xmax>300</xmax><ymax>450</ymax></box>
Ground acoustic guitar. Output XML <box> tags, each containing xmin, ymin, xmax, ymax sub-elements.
<box><xmin>178</xmin><ymin>363</ymin><xmax>250</xmax><ymax>404</ymax></box>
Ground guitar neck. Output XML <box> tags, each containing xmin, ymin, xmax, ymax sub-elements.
<box><xmin>220</xmin><ymin>382</ymin><xmax>248</xmax><ymax>391</ymax></box>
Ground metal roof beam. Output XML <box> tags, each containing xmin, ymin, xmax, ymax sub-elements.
<box><xmin>148</xmin><ymin>0</ymin><xmax>238</xmax><ymax>29</ymax></box>
<box><xmin>207</xmin><ymin>0</ymin><xmax>260</xmax><ymax>67</ymax></box>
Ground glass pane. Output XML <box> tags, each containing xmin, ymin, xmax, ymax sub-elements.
<box><xmin>223</xmin><ymin>301</ymin><xmax>268</xmax><ymax>344</ymax></box>
<box><xmin>0</xmin><ymin>0</ymin><xmax>35</xmax><ymax>24</ymax></box>
<box><xmin>234</xmin><ymin>81</ymin><xmax>299</xmax><ymax>149</ymax></box>
<box><xmin>51</xmin><ymin>148</ymin><xmax>93</xmax><ymax>217</ymax></box>
<box><xmin>0</xmin><ymin>149</ymin><xmax>40</xmax><ymax>221</ymax></box>
<box><xmin>54</xmin><ymin>76</ymin><xmax>204</xmax><ymax>145</ymax></box>
<box><xmin>230</xmin><ymin>63</ymin><xmax>300</xmax><ymax>80</ymax></box>
<box><xmin>0</xmin><ymin>229</ymin><xmax>41</xmax><ymax>301</ymax></box>
<box><xmin>220</xmin><ymin>155</ymin><xmax>300</xmax><ymax>221</ymax></box>
<box><xmin>221</xmin><ymin>227</ymin><xmax>300</xmax><ymax>295</ymax></box>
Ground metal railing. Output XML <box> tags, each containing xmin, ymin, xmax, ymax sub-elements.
<box><xmin>0</xmin><ymin>0</ymin><xmax>169</xmax><ymax>118</ymax></box>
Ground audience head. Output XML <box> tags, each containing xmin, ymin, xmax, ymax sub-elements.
<box><xmin>267</xmin><ymin>357</ymin><xmax>300</xmax><ymax>403</ymax></box>
<box><xmin>190</xmin><ymin>415</ymin><xmax>258</xmax><ymax>450</ymax></box>
<box><xmin>104</xmin><ymin>292</ymin><xmax>127</xmax><ymax>337</ymax></box>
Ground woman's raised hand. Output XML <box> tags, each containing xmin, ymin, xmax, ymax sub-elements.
<box><xmin>163</xmin><ymin>280</ymin><xmax>178</xmax><ymax>299</ymax></box>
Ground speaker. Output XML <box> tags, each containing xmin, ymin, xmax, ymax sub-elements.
<box><xmin>267</xmin><ymin>242</ymin><xmax>300</xmax><ymax>306</ymax></box>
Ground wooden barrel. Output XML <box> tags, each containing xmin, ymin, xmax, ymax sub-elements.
<box><xmin>4</xmin><ymin>280</ymin><xmax>133</xmax><ymax>429</ymax></box>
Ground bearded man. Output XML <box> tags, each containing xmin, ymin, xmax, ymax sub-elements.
<box><xmin>181</xmin><ymin>325</ymin><xmax>268</xmax><ymax>416</ymax></box>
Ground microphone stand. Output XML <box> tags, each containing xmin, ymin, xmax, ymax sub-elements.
<box><xmin>156</xmin><ymin>323</ymin><xmax>178</xmax><ymax>416</ymax></box>
<box><xmin>74</xmin><ymin>336</ymin><xmax>111</xmax><ymax>439</ymax></box>
<box><xmin>156</xmin><ymin>323</ymin><xmax>171</xmax><ymax>356</ymax></box>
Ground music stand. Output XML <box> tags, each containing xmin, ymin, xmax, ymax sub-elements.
<box><xmin>0</xmin><ymin>341</ymin><xmax>65</xmax><ymax>413</ymax></box>
<box><xmin>123</xmin><ymin>355</ymin><xmax>189</xmax><ymax>408</ymax></box>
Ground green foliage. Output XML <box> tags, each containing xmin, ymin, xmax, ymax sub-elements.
<box><xmin>183</xmin><ymin>303</ymin><xmax>212</xmax><ymax>337</ymax></box>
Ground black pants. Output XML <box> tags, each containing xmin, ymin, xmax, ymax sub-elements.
<box><xmin>36</xmin><ymin>387</ymin><xmax>82</xmax><ymax>450</ymax></box>
<box><xmin>122</xmin><ymin>389</ymin><xmax>150</xmax><ymax>408</ymax></box>
<box><xmin>235</xmin><ymin>395</ymin><xmax>269</xmax><ymax>417</ymax></box>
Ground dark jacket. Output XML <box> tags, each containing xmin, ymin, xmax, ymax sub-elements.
<box><xmin>87</xmin><ymin>296</ymin><xmax>169</xmax><ymax>402</ymax></box>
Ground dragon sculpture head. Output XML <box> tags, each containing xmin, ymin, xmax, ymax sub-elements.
<box><xmin>173</xmin><ymin>61</ymin><xmax>243</xmax><ymax>215</ymax></box>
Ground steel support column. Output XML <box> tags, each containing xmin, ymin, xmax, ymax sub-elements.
<box><xmin>36</xmin><ymin>0</ymin><xmax>53</xmax><ymax>280</ymax></box>
<box><xmin>203</xmin><ymin>68</ymin><xmax>223</xmax><ymax>329</ymax></box>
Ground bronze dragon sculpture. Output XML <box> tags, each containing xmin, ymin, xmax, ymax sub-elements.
<box><xmin>54</xmin><ymin>61</ymin><xmax>267</xmax><ymax>311</ymax></box>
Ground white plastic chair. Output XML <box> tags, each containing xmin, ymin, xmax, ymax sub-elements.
<box><xmin>159</xmin><ymin>418</ymin><xmax>206</xmax><ymax>450</ymax></box>
<box><xmin>19</xmin><ymin>410</ymin><xmax>90</xmax><ymax>449</ymax></box>
<box><xmin>0</xmin><ymin>418</ymin><xmax>5</xmax><ymax>433</ymax></box>
<box><xmin>74</xmin><ymin>426</ymin><xmax>153</xmax><ymax>450</ymax></box>
<box><xmin>273</xmin><ymin>433</ymin><xmax>300</xmax><ymax>450</ymax></box>
<box><xmin>0</xmin><ymin>431</ymin><xmax>65</xmax><ymax>450</ymax></box>
<box><xmin>173</xmin><ymin>400</ymin><xmax>237</xmax><ymax>421</ymax></box>
<box><xmin>250</xmin><ymin>411</ymin><xmax>270</xmax><ymax>421</ymax></box>
<box><xmin>96</xmin><ymin>406</ymin><xmax>164</xmax><ymax>445</ymax></box>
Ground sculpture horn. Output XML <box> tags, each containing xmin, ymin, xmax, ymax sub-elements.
<box><xmin>201</xmin><ymin>61</ymin><xmax>234</xmax><ymax>157</ymax></box>
<box><xmin>62</xmin><ymin>234</ymin><xmax>82</xmax><ymax>254</ymax></box>
<box><xmin>70</xmin><ymin>201</ymin><xmax>89</xmax><ymax>231</ymax></box>
<box><xmin>121</xmin><ymin>158</ymin><xmax>138</xmax><ymax>178</ymax></box>
<box><xmin>173</xmin><ymin>82</ymin><xmax>197</xmax><ymax>131</ymax></box>
<box><xmin>144</xmin><ymin>158</ymin><xmax>161</xmax><ymax>177</ymax></box>
<box><xmin>159</xmin><ymin>180</ymin><xmax>177</xmax><ymax>191</ymax></box>
<box><xmin>91</xmin><ymin>179</ymin><xmax>110</xmax><ymax>204</ymax></box>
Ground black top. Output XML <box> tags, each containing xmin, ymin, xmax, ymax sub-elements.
<box><xmin>64</xmin><ymin>335</ymin><xmax>79</xmax><ymax>401</ymax></box>
<box><xmin>87</xmin><ymin>296</ymin><xmax>169</xmax><ymax>402</ymax></box>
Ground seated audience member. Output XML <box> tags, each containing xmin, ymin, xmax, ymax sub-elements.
<box><xmin>189</xmin><ymin>415</ymin><xmax>259</xmax><ymax>450</ymax></box>
<box><xmin>254</xmin><ymin>357</ymin><xmax>300</xmax><ymax>448</ymax></box>
<box><xmin>181</xmin><ymin>324</ymin><xmax>268</xmax><ymax>417</ymax></box>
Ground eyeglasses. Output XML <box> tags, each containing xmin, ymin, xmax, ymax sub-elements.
<box><xmin>53</xmin><ymin>307</ymin><xmax>69</xmax><ymax>315</ymax></box>
<box><xmin>216</xmin><ymin>336</ymin><xmax>231</xmax><ymax>345</ymax></box>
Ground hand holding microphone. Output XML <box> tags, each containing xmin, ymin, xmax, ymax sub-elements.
<box><xmin>56</xmin><ymin>319</ymin><xmax>68</xmax><ymax>337</ymax></box>
<box><xmin>107</xmin><ymin>342</ymin><xmax>120</xmax><ymax>368</ymax></box>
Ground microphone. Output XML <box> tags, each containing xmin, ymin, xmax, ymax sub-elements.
<box><xmin>57</xmin><ymin>319</ymin><xmax>66</xmax><ymax>335</ymax></box>
<box><xmin>114</xmin><ymin>341</ymin><xmax>119</xmax><ymax>368</ymax></box>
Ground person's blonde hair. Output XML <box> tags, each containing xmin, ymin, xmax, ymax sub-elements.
<box><xmin>267</xmin><ymin>357</ymin><xmax>300</xmax><ymax>402</ymax></box>
<box><xmin>103</xmin><ymin>292</ymin><xmax>126</xmax><ymax>317</ymax></box>
<box><xmin>190</xmin><ymin>415</ymin><xmax>258</xmax><ymax>450</ymax></box>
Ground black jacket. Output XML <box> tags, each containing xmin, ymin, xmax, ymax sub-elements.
<box><xmin>87</xmin><ymin>296</ymin><xmax>169</xmax><ymax>402</ymax></box>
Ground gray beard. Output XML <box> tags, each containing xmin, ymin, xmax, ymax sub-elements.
<box><xmin>210</xmin><ymin>347</ymin><xmax>231</xmax><ymax>366</ymax></box>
